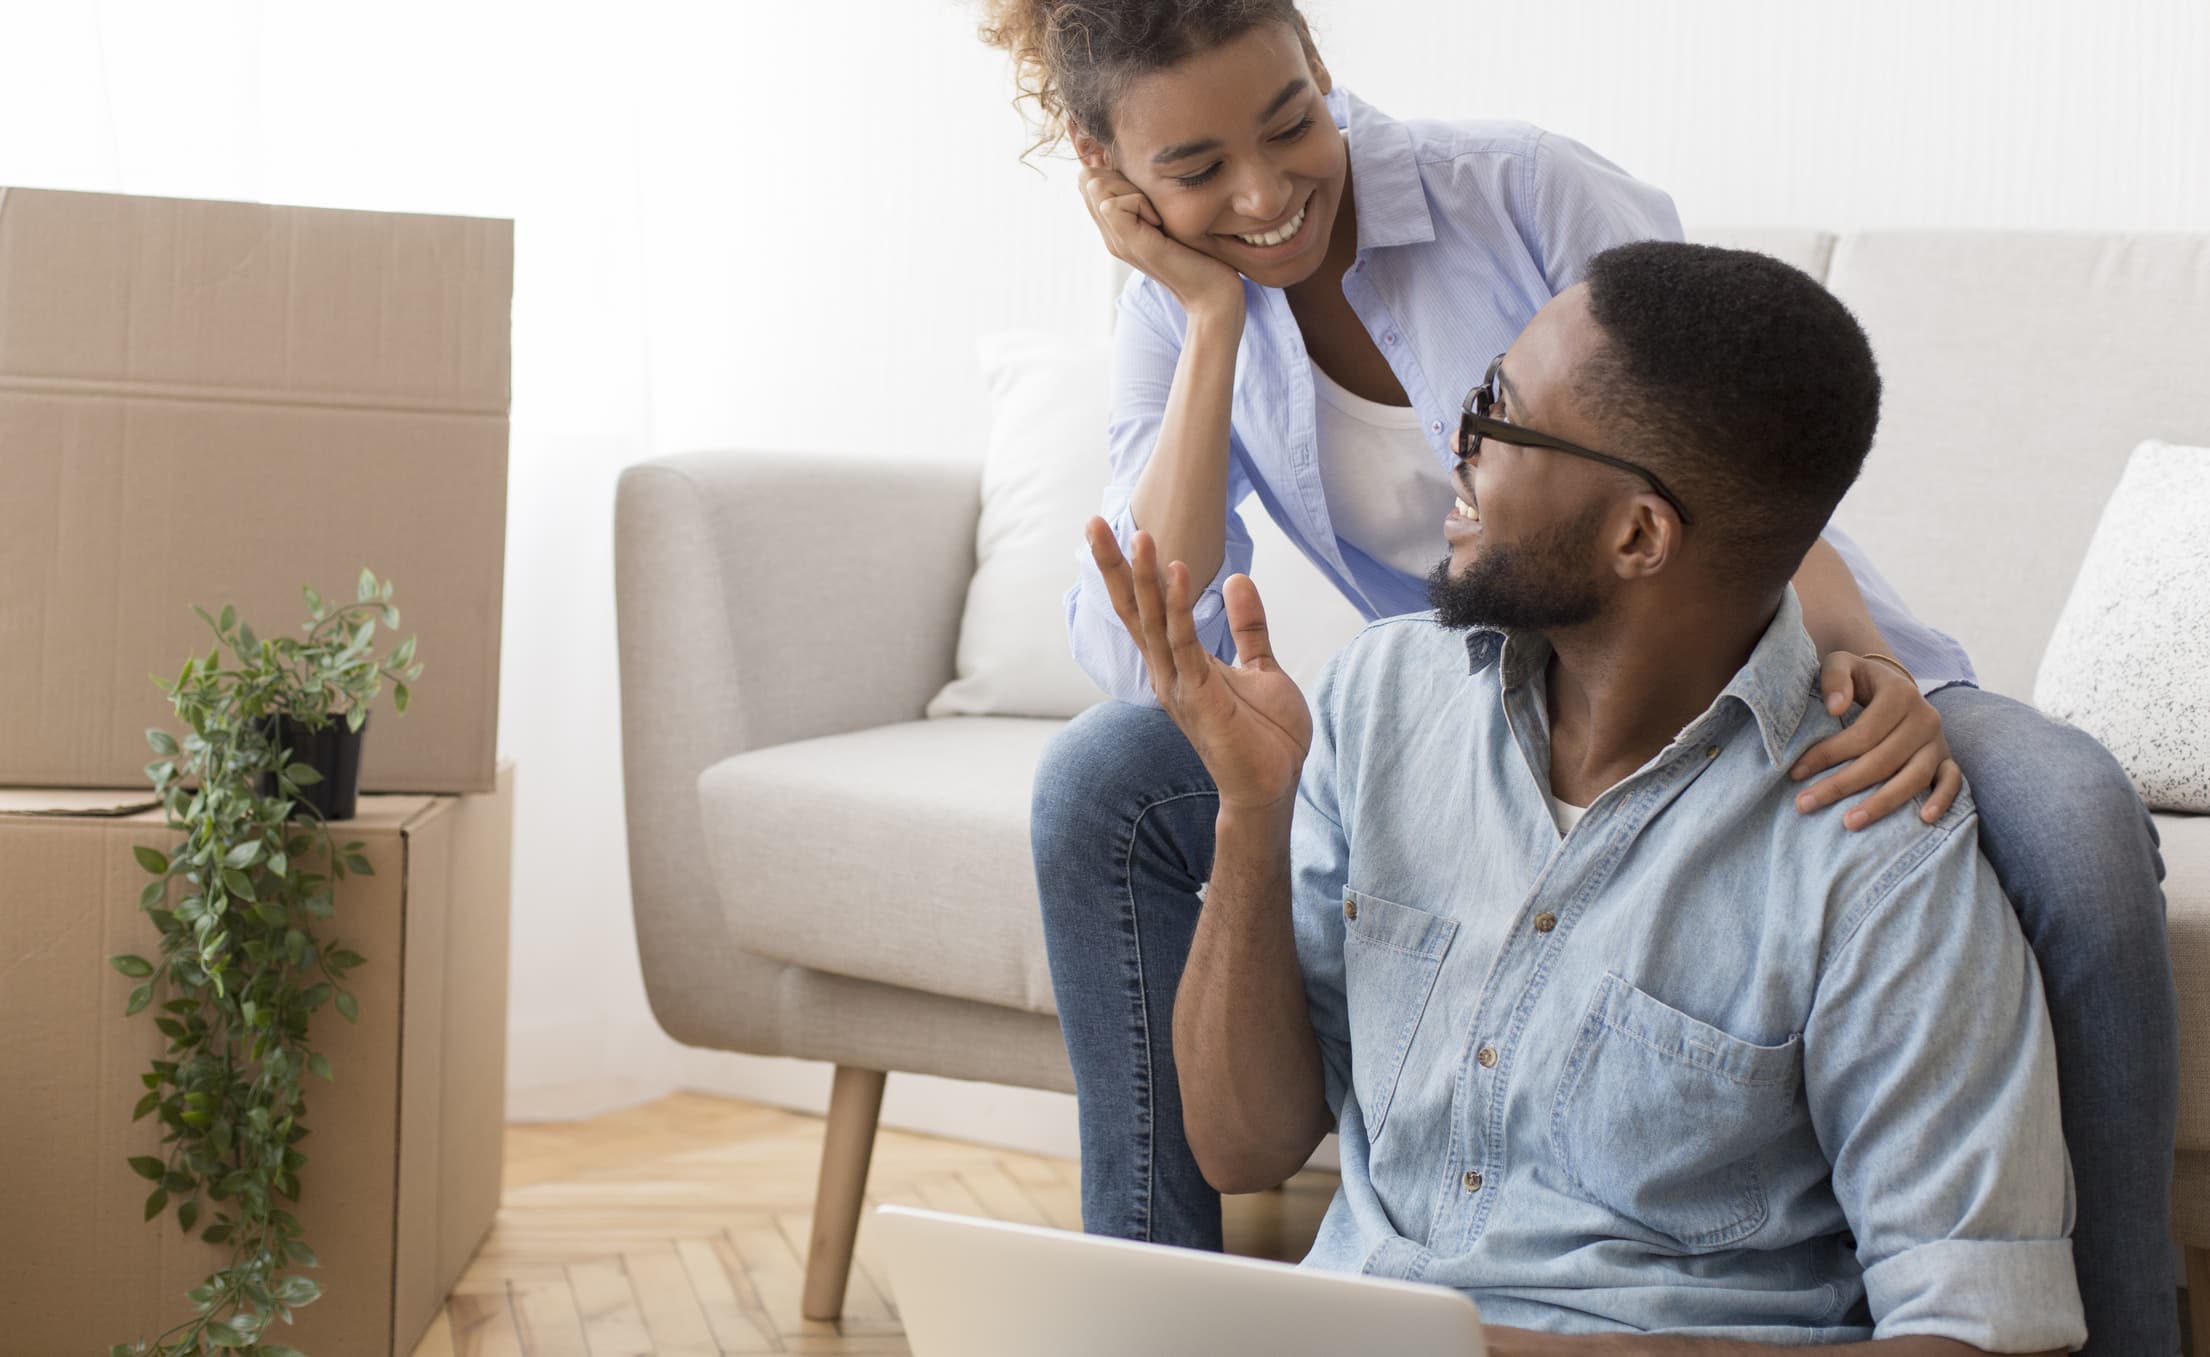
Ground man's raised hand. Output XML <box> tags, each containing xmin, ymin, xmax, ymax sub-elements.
<box><xmin>1086</xmin><ymin>518</ymin><xmax>1312</xmax><ymax>814</ymax></box>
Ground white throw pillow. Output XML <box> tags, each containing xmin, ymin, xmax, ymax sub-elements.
<box><xmin>927</xmin><ymin>330</ymin><xmax>1366</xmax><ymax>720</ymax></box>
<box><xmin>2034</xmin><ymin>440</ymin><xmax>2210</xmax><ymax>813</ymax></box>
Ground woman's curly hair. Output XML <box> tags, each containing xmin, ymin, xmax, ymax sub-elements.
<box><xmin>979</xmin><ymin>0</ymin><xmax>1312</xmax><ymax>160</ymax></box>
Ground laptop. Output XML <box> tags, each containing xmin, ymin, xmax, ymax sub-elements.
<box><xmin>873</xmin><ymin>1204</ymin><xmax>1488</xmax><ymax>1357</ymax></box>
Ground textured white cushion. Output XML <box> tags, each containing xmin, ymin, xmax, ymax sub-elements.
<box><xmin>927</xmin><ymin>329</ymin><xmax>1364</xmax><ymax>719</ymax></box>
<box><xmin>2035</xmin><ymin>441</ymin><xmax>2210</xmax><ymax>812</ymax></box>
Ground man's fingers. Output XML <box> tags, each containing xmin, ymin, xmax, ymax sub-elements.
<box><xmin>1127</xmin><ymin>532</ymin><xmax>1179</xmax><ymax>685</ymax></box>
<box><xmin>1085</xmin><ymin>518</ymin><xmax>1147</xmax><ymax>643</ymax></box>
<box><xmin>1223</xmin><ymin>573</ymin><xmax>1277</xmax><ymax>669</ymax></box>
<box><xmin>1163</xmin><ymin>561</ymin><xmax>1216</xmax><ymax>688</ymax></box>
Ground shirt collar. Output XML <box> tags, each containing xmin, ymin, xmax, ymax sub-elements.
<box><xmin>1460</xmin><ymin>589</ymin><xmax>1820</xmax><ymax>770</ymax></box>
<box><xmin>1330</xmin><ymin>88</ymin><xmax>1434</xmax><ymax>251</ymax></box>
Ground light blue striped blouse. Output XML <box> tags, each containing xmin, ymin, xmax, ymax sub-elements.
<box><xmin>1065</xmin><ymin>88</ymin><xmax>1974</xmax><ymax>704</ymax></box>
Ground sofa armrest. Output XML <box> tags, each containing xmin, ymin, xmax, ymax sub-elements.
<box><xmin>613</xmin><ymin>449</ymin><xmax>981</xmax><ymax>1051</ymax></box>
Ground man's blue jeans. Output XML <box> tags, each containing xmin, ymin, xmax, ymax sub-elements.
<box><xmin>1032</xmin><ymin>683</ymin><xmax>2175</xmax><ymax>1355</ymax></box>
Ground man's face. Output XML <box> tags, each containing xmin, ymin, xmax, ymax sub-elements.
<box><xmin>1429</xmin><ymin>286</ymin><xmax>1621</xmax><ymax>633</ymax></box>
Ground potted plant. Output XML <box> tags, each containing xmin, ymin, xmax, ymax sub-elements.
<box><xmin>110</xmin><ymin>570</ymin><xmax>422</xmax><ymax>1357</ymax></box>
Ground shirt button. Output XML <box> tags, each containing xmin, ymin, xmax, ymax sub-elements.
<box><xmin>1706</xmin><ymin>746</ymin><xmax>1721</xmax><ymax>760</ymax></box>
<box><xmin>1534</xmin><ymin>912</ymin><xmax>1557</xmax><ymax>934</ymax></box>
<box><xmin>1462</xmin><ymin>1170</ymin><xmax>1484</xmax><ymax>1192</ymax></box>
<box><xmin>1429</xmin><ymin>420</ymin><xmax>1443</xmax><ymax>434</ymax></box>
<box><xmin>1384</xmin><ymin>332</ymin><xmax>1398</xmax><ymax>345</ymax></box>
<box><xmin>1477</xmin><ymin>1046</ymin><xmax>1498</xmax><ymax>1068</ymax></box>
<box><xmin>1343</xmin><ymin>898</ymin><xmax>1358</xmax><ymax>921</ymax></box>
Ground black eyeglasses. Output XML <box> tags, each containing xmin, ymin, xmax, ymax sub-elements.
<box><xmin>1457</xmin><ymin>354</ymin><xmax>1695</xmax><ymax>526</ymax></box>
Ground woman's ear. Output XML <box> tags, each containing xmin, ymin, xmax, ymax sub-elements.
<box><xmin>1070</xmin><ymin>126</ymin><xmax>1106</xmax><ymax>169</ymax></box>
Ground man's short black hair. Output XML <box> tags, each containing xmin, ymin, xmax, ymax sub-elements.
<box><xmin>1578</xmin><ymin>241</ymin><xmax>1881</xmax><ymax>591</ymax></box>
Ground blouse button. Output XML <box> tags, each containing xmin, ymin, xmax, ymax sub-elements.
<box><xmin>1462</xmin><ymin>1170</ymin><xmax>1484</xmax><ymax>1192</ymax></box>
<box><xmin>1534</xmin><ymin>912</ymin><xmax>1558</xmax><ymax>934</ymax></box>
<box><xmin>1343</xmin><ymin>898</ymin><xmax>1358</xmax><ymax>921</ymax></box>
<box><xmin>1477</xmin><ymin>1046</ymin><xmax>1498</xmax><ymax>1068</ymax></box>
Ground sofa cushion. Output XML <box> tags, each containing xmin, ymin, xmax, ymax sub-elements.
<box><xmin>1822</xmin><ymin>232</ymin><xmax>2210</xmax><ymax>699</ymax></box>
<box><xmin>697</xmin><ymin>717</ymin><xmax>1066</xmax><ymax>1017</ymax></box>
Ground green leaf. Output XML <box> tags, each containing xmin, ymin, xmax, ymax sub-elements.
<box><xmin>143</xmin><ymin>1186</ymin><xmax>167</xmax><ymax>1220</ymax></box>
<box><xmin>344</xmin><ymin>853</ymin><xmax>373</xmax><ymax>876</ymax></box>
<box><xmin>335</xmin><ymin>990</ymin><xmax>358</xmax><ymax>1022</ymax></box>
<box><xmin>222</xmin><ymin>868</ymin><xmax>255</xmax><ymax>901</ymax></box>
<box><xmin>381</xmin><ymin>604</ymin><xmax>399</xmax><ymax>627</ymax></box>
<box><xmin>125</xmin><ymin>983</ymin><xmax>153</xmax><ymax>1016</ymax></box>
<box><xmin>264</xmin><ymin>1347</ymin><xmax>309</xmax><ymax>1357</ymax></box>
<box><xmin>326</xmin><ymin>948</ymin><xmax>365</xmax><ymax>969</ymax></box>
<box><xmin>201</xmin><ymin>1222</ymin><xmax>232</xmax><ymax>1245</ymax></box>
<box><xmin>286</xmin><ymin>1240</ymin><xmax>318</xmax><ymax>1267</ymax></box>
<box><xmin>223</xmin><ymin>840</ymin><xmax>263</xmax><ymax>869</ymax></box>
<box><xmin>347</xmin><ymin>706</ymin><xmax>367</xmax><ymax>734</ymax></box>
<box><xmin>304</xmin><ymin>584</ymin><xmax>324</xmax><ymax>616</ymax></box>
<box><xmin>218</xmin><ymin>603</ymin><xmax>235</xmax><ymax>634</ymax></box>
<box><xmin>393</xmin><ymin>682</ymin><xmax>410</xmax><ymax>714</ymax></box>
<box><xmin>177</xmin><ymin>1198</ymin><xmax>198</xmax><ymax>1233</ymax></box>
<box><xmin>146</xmin><ymin>728</ymin><xmax>179</xmax><ymax>756</ymax></box>
<box><xmin>110</xmin><ymin>954</ymin><xmax>155</xmax><ymax>979</ymax></box>
<box><xmin>128</xmin><ymin>1155</ymin><xmax>166</xmax><ymax>1181</ymax></box>
<box><xmin>358</xmin><ymin>567</ymin><xmax>377</xmax><ymax>602</ymax></box>
<box><xmin>308</xmin><ymin>1051</ymin><xmax>333</xmax><ymax>1082</ymax></box>
<box><xmin>138</xmin><ymin>878</ymin><xmax>167</xmax><ymax>909</ymax></box>
<box><xmin>268</xmin><ymin>851</ymin><xmax>289</xmax><ymax>878</ymax></box>
<box><xmin>132</xmin><ymin>1090</ymin><xmax>159</xmax><ymax>1120</ymax></box>
<box><xmin>132</xmin><ymin>845</ymin><xmax>169</xmax><ymax>875</ymax></box>
<box><xmin>284</xmin><ymin>762</ymin><xmax>323</xmax><ymax>787</ymax></box>
<box><xmin>238</xmin><ymin>620</ymin><xmax>259</xmax><ymax>654</ymax></box>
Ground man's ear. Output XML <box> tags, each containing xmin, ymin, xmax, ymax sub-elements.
<box><xmin>1609</xmin><ymin>496</ymin><xmax>1684</xmax><ymax>582</ymax></box>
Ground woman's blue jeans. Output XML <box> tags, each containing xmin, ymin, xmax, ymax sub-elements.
<box><xmin>1031</xmin><ymin>684</ymin><xmax>2176</xmax><ymax>1355</ymax></box>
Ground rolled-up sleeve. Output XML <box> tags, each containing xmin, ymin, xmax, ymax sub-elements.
<box><xmin>1804</xmin><ymin>804</ymin><xmax>2085</xmax><ymax>1351</ymax></box>
<box><xmin>1065</xmin><ymin>277</ymin><xmax>1258</xmax><ymax>707</ymax></box>
<box><xmin>1287</xmin><ymin>650</ymin><xmax>1354</xmax><ymax>1117</ymax></box>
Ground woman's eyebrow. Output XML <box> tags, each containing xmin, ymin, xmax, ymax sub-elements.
<box><xmin>1150</xmin><ymin>77</ymin><xmax>1312</xmax><ymax>165</ymax></box>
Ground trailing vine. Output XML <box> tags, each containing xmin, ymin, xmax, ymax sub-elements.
<box><xmin>112</xmin><ymin>570</ymin><xmax>422</xmax><ymax>1357</ymax></box>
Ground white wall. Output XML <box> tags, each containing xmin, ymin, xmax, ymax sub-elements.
<box><xmin>2</xmin><ymin>1</ymin><xmax>2203</xmax><ymax>1157</ymax></box>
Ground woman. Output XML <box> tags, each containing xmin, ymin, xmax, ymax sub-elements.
<box><xmin>981</xmin><ymin>3</ymin><xmax>2172</xmax><ymax>1350</ymax></box>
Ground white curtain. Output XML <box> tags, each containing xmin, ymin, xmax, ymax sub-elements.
<box><xmin>4</xmin><ymin>0</ymin><xmax>2201</xmax><ymax>1134</ymax></box>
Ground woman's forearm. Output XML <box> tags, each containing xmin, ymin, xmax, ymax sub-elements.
<box><xmin>1127</xmin><ymin>306</ymin><xmax>1245</xmax><ymax>588</ymax></box>
<box><xmin>1792</xmin><ymin>535</ymin><xmax>1887</xmax><ymax>658</ymax></box>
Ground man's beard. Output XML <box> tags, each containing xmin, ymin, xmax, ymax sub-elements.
<box><xmin>1427</xmin><ymin>504</ymin><xmax>1608</xmax><ymax>633</ymax></box>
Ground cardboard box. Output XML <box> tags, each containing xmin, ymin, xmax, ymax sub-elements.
<box><xmin>0</xmin><ymin>760</ymin><xmax>515</xmax><ymax>1357</ymax></box>
<box><xmin>0</xmin><ymin>187</ymin><xmax>512</xmax><ymax>794</ymax></box>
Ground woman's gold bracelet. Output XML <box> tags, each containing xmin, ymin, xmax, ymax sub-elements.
<box><xmin>1862</xmin><ymin>651</ymin><xmax>1916</xmax><ymax>684</ymax></box>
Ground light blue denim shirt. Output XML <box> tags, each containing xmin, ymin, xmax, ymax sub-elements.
<box><xmin>1288</xmin><ymin>591</ymin><xmax>2081</xmax><ymax>1348</ymax></box>
<box><xmin>1067</xmin><ymin>90</ymin><xmax>1975</xmax><ymax>705</ymax></box>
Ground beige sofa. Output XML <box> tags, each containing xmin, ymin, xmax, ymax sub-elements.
<box><xmin>614</xmin><ymin>228</ymin><xmax>2210</xmax><ymax>1331</ymax></box>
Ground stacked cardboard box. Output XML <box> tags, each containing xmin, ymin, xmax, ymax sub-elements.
<box><xmin>0</xmin><ymin>188</ymin><xmax>515</xmax><ymax>1356</ymax></box>
<box><xmin>0</xmin><ymin>765</ymin><xmax>515</xmax><ymax>1356</ymax></box>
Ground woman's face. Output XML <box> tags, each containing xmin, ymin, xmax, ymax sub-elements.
<box><xmin>1099</xmin><ymin>23</ymin><xmax>1348</xmax><ymax>290</ymax></box>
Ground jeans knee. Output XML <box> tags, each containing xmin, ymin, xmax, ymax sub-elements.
<box><xmin>1032</xmin><ymin>701</ymin><xmax>1207</xmax><ymax>875</ymax></box>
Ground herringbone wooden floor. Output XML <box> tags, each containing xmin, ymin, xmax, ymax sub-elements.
<box><xmin>406</xmin><ymin>1092</ymin><xmax>1340</xmax><ymax>1357</ymax></box>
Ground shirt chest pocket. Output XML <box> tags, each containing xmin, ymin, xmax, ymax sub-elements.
<box><xmin>1341</xmin><ymin>889</ymin><xmax>1458</xmax><ymax>1147</ymax></box>
<box><xmin>1548</xmin><ymin>971</ymin><xmax>1804</xmax><ymax>1250</ymax></box>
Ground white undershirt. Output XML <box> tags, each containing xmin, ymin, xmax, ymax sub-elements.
<box><xmin>1310</xmin><ymin>361</ymin><xmax>1456</xmax><ymax>581</ymax></box>
<box><xmin>1546</xmin><ymin>789</ymin><xmax>1589</xmax><ymax>836</ymax></box>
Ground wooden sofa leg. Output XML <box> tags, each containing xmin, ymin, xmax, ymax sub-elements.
<box><xmin>2190</xmin><ymin>1246</ymin><xmax>2210</xmax><ymax>1356</ymax></box>
<box><xmin>803</xmin><ymin>1066</ymin><xmax>888</xmax><ymax>1322</ymax></box>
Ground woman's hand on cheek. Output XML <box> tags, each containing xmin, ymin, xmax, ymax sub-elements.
<box><xmin>1789</xmin><ymin>652</ymin><xmax>1963</xmax><ymax>830</ymax></box>
<box><xmin>1073</xmin><ymin>138</ymin><xmax>1244</xmax><ymax>321</ymax></box>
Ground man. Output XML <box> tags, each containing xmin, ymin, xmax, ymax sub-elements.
<box><xmin>1084</xmin><ymin>241</ymin><xmax>2084</xmax><ymax>1350</ymax></box>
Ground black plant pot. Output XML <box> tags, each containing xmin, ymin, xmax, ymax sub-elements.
<box><xmin>255</xmin><ymin>713</ymin><xmax>369</xmax><ymax>821</ymax></box>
